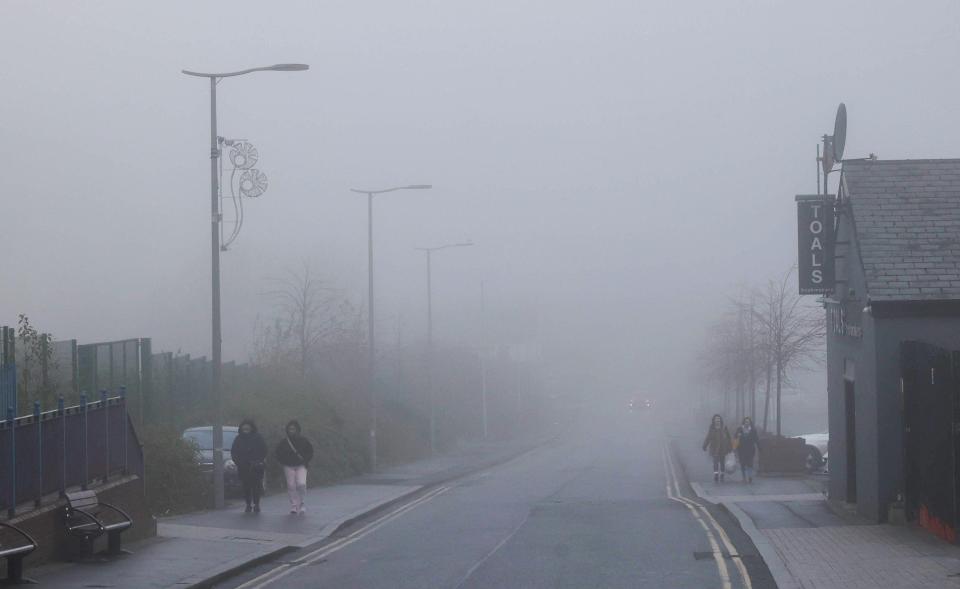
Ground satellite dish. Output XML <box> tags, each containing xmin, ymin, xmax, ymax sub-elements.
<box><xmin>833</xmin><ymin>103</ymin><xmax>847</xmax><ymax>162</ymax></box>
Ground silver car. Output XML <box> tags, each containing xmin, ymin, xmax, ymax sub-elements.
<box><xmin>182</xmin><ymin>426</ymin><xmax>241</xmax><ymax>491</ymax></box>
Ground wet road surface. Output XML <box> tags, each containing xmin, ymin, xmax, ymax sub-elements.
<box><xmin>219</xmin><ymin>409</ymin><xmax>772</xmax><ymax>588</ymax></box>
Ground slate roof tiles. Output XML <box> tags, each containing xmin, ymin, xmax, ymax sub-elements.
<box><xmin>842</xmin><ymin>159</ymin><xmax>960</xmax><ymax>301</ymax></box>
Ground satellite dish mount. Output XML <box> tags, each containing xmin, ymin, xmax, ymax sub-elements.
<box><xmin>817</xmin><ymin>103</ymin><xmax>847</xmax><ymax>196</ymax></box>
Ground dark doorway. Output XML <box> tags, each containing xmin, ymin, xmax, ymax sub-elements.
<box><xmin>901</xmin><ymin>341</ymin><xmax>957</xmax><ymax>542</ymax></box>
<box><xmin>844</xmin><ymin>379</ymin><xmax>857</xmax><ymax>503</ymax></box>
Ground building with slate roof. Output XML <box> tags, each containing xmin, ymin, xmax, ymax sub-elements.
<box><xmin>828</xmin><ymin>158</ymin><xmax>960</xmax><ymax>528</ymax></box>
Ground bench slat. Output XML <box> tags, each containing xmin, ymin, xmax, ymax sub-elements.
<box><xmin>0</xmin><ymin>545</ymin><xmax>34</xmax><ymax>558</ymax></box>
<box><xmin>103</xmin><ymin>522</ymin><xmax>131</xmax><ymax>532</ymax></box>
<box><xmin>69</xmin><ymin>497</ymin><xmax>99</xmax><ymax>509</ymax></box>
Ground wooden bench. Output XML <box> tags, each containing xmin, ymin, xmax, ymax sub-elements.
<box><xmin>0</xmin><ymin>521</ymin><xmax>37</xmax><ymax>584</ymax></box>
<box><xmin>64</xmin><ymin>490</ymin><xmax>132</xmax><ymax>557</ymax></box>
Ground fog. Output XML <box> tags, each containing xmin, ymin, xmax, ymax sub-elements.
<box><xmin>2</xmin><ymin>0</ymin><xmax>959</xmax><ymax>406</ymax></box>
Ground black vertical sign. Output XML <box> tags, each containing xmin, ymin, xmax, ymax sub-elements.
<box><xmin>796</xmin><ymin>195</ymin><xmax>835</xmax><ymax>295</ymax></box>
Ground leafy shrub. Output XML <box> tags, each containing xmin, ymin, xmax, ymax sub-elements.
<box><xmin>140</xmin><ymin>425</ymin><xmax>209</xmax><ymax>516</ymax></box>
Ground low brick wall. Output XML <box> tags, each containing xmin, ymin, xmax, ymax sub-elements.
<box><xmin>4</xmin><ymin>474</ymin><xmax>155</xmax><ymax>572</ymax></box>
<box><xmin>759</xmin><ymin>436</ymin><xmax>808</xmax><ymax>474</ymax></box>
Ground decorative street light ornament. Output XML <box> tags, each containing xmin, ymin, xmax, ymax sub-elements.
<box><xmin>239</xmin><ymin>169</ymin><xmax>268</xmax><ymax>198</ymax></box>
<box><xmin>229</xmin><ymin>141</ymin><xmax>259</xmax><ymax>170</ymax></box>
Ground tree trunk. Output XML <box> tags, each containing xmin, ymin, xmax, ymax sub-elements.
<box><xmin>763</xmin><ymin>361</ymin><xmax>772</xmax><ymax>432</ymax></box>
<box><xmin>775</xmin><ymin>357</ymin><xmax>783</xmax><ymax>436</ymax></box>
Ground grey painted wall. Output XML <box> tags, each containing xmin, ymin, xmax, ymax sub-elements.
<box><xmin>827</xmin><ymin>199</ymin><xmax>960</xmax><ymax>521</ymax></box>
<box><xmin>827</xmin><ymin>199</ymin><xmax>882</xmax><ymax>520</ymax></box>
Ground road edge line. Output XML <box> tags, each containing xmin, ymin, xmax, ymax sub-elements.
<box><xmin>322</xmin><ymin>435</ymin><xmax>556</xmax><ymax>541</ymax></box>
<box><xmin>189</xmin><ymin>435</ymin><xmax>555</xmax><ymax>588</ymax></box>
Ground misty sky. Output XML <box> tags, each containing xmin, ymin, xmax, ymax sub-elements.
<box><xmin>2</xmin><ymin>1</ymin><xmax>959</xmax><ymax>397</ymax></box>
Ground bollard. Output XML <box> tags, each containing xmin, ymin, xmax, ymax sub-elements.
<box><xmin>101</xmin><ymin>389</ymin><xmax>109</xmax><ymax>482</ymax></box>
<box><xmin>120</xmin><ymin>386</ymin><xmax>128</xmax><ymax>475</ymax></box>
<box><xmin>58</xmin><ymin>396</ymin><xmax>66</xmax><ymax>498</ymax></box>
<box><xmin>7</xmin><ymin>406</ymin><xmax>15</xmax><ymax>518</ymax></box>
<box><xmin>80</xmin><ymin>392</ymin><xmax>88</xmax><ymax>491</ymax></box>
<box><xmin>33</xmin><ymin>401</ymin><xmax>41</xmax><ymax>508</ymax></box>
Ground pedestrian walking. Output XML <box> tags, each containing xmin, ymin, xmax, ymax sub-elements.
<box><xmin>702</xmin><ymin>414</ymin><xmax>731</xmax><ymax>483</ymax></box>
<box><xmin>734</xmin><ymin>417</ymin><xmax>761</xmax><ymax>484</ymax></box>
<box><xmin>231</xmin><ymin>419</ymin><xmax>268</xmax><ymax>513</ymax></box>
<box><xmin>275</xmin><ymin>420</ymin><xmax>314</xmax><ymax>515</ymax></box>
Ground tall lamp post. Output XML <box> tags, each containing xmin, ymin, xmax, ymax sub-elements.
<box><xmin>350</xmin><ymin>185</ymin><xmax>432</xmax><ymax>471</ymax></box>
<box><xmin>416</xmin><ymin>241</ymin><xmax>474</xmax><ymax>453</ymax></box>
<box><xmin>183</xmin><ymin>63</ymin><xmax>308</xmax><ymax>509</ymax></box>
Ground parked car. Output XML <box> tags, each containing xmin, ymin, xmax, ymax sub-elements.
<box><xmin>798</xmin><ymin>431</ymin><xmax>828</xmax><ymax>473</ymax></box>
<box><xmin>182</xmin><ymin>426</ymin><xmax>241</xmax><ymax>492</ymax></box>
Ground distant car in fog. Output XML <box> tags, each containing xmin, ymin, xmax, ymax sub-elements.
<box><xmin>628</xmin><ymin>398</ymin><xmax>654</xmax><ymax>412</ymax></box>
<box><xmin>798</xmin><ymin>431</ymin><xmax>828</xmax><ymax>472</ymax></box>
<box><xmin>183</xmin><ymin>426</ymin><xmax>241</xmax><ymax>491</ymax></box>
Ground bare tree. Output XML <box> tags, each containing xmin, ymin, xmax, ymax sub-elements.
<box><xmin>700</xmin><ymin>291</ymin><xmax>765</xmax><ymax>424</ymax></box>
<box><xmin>256</xmin><ymin>263</ymin><xmax>363</xmax><ymax>383</ymax></box>
<box><xmin>752</xmin><ymin>266</ymin><xmax>826</xmax><ymax>436</ymax></box>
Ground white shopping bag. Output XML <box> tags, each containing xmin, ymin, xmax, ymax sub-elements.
<box><xmin>724</xmin><ymin>453</ymin><xmax>737</xmax><ymax>474</ymax></box>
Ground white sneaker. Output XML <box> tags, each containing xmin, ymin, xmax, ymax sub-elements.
<box><xmin>298</xmin><ymin>505</ymin><xmax>307</xmax><ymax>515</ymax></box>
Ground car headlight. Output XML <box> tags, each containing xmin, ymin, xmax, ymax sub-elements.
<box><xmin>224</xmin><ymin>459</ymin><xmax>237</xmax><ymax>471</ymax></box>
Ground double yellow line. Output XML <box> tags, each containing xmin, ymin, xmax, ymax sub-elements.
<box><xmin>236</xmin><ymin>485</ymin><xmax>452</xmax><ymax>589</ymax></box>
<box><xmin>661</xmin><ymin>445</ymin><xmax>752</xmax><ymax>589</ymax></box>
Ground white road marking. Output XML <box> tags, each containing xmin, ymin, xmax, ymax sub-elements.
<box><xmin>452</xmin><ymin>511</ymin><xmax>530</xmax><ymax>589</ymax></box>
<box><xmin>662</xmin><ymin>444</ymin><xmax>753</xmax><ymax>589</ymax></box>
<box><xmin>235</xmin><ymin>485</ymin><xmax>452</xmax><ymax>589</ymax></box>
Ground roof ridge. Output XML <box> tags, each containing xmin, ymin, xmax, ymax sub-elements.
<box><xmin>843</xmin><ymin>158</ymin><xmax>960</xmax><ymax>164</ymax></box>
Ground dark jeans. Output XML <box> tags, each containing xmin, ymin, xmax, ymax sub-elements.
<box><xmin>712</xmin><ymin>456</ymin><xmax>724</xmax><ymax>473</ymax></box>
<box><xmin>240</xmin><ymin>464</ymin><xmax>264</xmax><ymax>506</ymax></box>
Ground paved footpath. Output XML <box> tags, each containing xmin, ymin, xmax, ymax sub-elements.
<box><xmin>673</xmin><ymin>436</ymin><xmax>960</xmax><ymax>589</ymax></box>
<box><xmin>28</xmin><ymin>438</ymin><xmax>544</xmax><ymax>588</ymax></box>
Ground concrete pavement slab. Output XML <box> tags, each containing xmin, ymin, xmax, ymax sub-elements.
<box><xmin>162</xmin><ymin>483</ymin><xmax>420</xmax><ymax>548</ymax></box>
<box><xmin>29</xmin><ymin>536</ymin><xmax>288</xmax><ymax>589</ymax></box>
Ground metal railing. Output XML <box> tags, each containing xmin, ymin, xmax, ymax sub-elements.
<box><xmin>0</xmin><ymin>389</ymin><xmax>143</xmax><ymax>518</ymax></box>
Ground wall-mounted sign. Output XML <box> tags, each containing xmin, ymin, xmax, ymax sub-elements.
<box><xmin>827</xmin><ymin>300</ymin><xmax>862</xmax><ymax>339</ymax></box>
<box><xmin>796</xmin><ymin>195</ymin><xmax>835</xmax><ymax>295</ymax></box>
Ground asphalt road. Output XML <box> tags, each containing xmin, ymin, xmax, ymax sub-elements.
<box><xmin>219</xmin><ymin>409</ymin><xmax>774</xmax><ymax>588</ymax></box>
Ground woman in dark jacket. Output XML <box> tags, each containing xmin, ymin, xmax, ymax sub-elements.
<box><xmin>735</xmin><ymin>417</ymin><xmax>761</xmax><ymax>484</ymax></box>
<box><xmin>702</xmin><ymin>414</ymin><xmax>731</xmax><ymax>483</ymax></box>
<box><xmin>274</xmin><ymin>420</ymin><xmax>314</xmax><ymax>515</ymax></box>
<box><xmin>231</xmin><ymin>419</ymin><xmax>268</xmax><ymax>513</ymax></box>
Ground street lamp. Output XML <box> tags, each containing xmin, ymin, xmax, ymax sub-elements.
<box><xmin>350</xmin><ymin>184</ymin><xmax>432</xmax><ymax>471</ymax></box>
<box><xmin>416</xmin><ymin>241</ymin><xmax>474</xmax><ymax>454</ymax></box>
<box><xmin>183</xmin><ymin>63</ymin><xmax>308</xmax><ymax>509</ymax></box>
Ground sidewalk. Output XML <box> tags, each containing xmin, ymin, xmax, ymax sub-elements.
<box><xmin>674</xmin><ymin>439</ymin><xmax>960</xmax><ymax>589</ymax></box>
<box><xmin>27</xmin><ymin>437</ymin><xmax>546</xmax><ymax>588</ymax></box>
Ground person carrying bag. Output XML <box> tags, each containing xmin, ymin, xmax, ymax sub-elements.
<box><xmin>274</xmin><ymin>420</ymin><xmax>314</xmax><ymax>515</ymax></box>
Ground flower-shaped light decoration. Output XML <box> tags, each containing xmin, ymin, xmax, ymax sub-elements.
<box><xmin>229</xmin><ymin>141</ymin><xmax>259</xmax><ymax>170</ymax></box>
<box><xmin>239</xmin><ymin>169</ymin><xmax>268</xmax><ymax>198</ymax></box>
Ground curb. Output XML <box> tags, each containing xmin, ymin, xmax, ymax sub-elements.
<box><xmin>181</xmin><ymin>543</ymin><xmax>295</xmax><ymax>589</ymax></box>
<box><xmin>722</xmin><ymin>502</ymin><xmax>801</xmax><ymax>589</ymax></box>
<box><xmin>674</xmin><ymin>445</ymin><xmax>803</xmax><ymax>589</ymax></box>
<box><xmin>180</xmin><ymin>436</ymin><xmax>553</xmax><ymax>588</ymax></box>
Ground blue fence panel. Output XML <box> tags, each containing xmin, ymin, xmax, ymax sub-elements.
<box><xmin>40</xmin><ymin>412</ymin><xmax>63</xmax><ymax>497</ymax></box>
<box><xmin>63</xmin><ymin>411</ymin><xmax>85</xmax><ymax>496</ymax></box>
<box><xmin>108</xmin><ymin>400</ymin><xmax>125</xmax><ymax>474</ymax></box>
<box><xmin>86</xmin><ymin>408</ymin><xmax>106</xmax><ymax>484</ymax></box>
<box><xmin>14</xmin><ymin>420</ymin><xmax>39</xmax><ymax>505</ymax></box>
<box><xmin>0</xmin><ymin>424</ymin><xmax>11</xmax><ymax>515</ymax></box>
<box><xmin>0</xmin><ymin>395</ymin><xmax>139</xmax><ymax>516</ymax></box>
